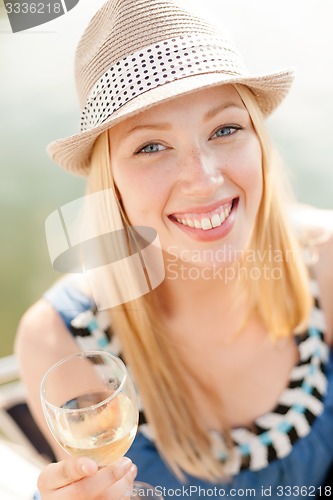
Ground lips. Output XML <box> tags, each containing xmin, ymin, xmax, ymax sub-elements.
<box><xmin>169</xmin><ymin>198</ymin><xmax>237</xmax><ymax>231</ymax></box>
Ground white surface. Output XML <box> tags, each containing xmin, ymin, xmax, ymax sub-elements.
<box><xmin>0</xmin><ymin>356</ymin><xmax>19</xmax><ymax>385</ymax></box>
<box><xmin>0</xmin><ymin>440</ymin><xmax>41</xmax><ymax>500</ymax></box>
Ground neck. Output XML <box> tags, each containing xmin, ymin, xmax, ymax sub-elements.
<box><xmin>155</xmin><ymin>256</ymin><xmax>250</xmax><ymax>340</ymax></box>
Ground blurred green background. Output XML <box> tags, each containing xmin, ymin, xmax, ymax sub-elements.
<box><xmin>1</xmin><ymin>0</ymin><xmax>332</xmax><ymax>357</ymax></box>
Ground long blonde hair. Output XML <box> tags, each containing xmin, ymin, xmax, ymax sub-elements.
<box><xmin>86</xmin><ymin>84</ymin><xmax>312</xmax><ymax>481</ymax></box>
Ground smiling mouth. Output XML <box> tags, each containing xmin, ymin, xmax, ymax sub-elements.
<box><xmin>169</xmin><ymin>198</ymin><xmax>238</xmax><ymax>231</ymax></box>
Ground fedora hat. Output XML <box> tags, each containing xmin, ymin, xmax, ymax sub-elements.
<box><xmin>47</xmin><ymin>0</ymin><xmax>294</xmax><ymax>176</ymax></box>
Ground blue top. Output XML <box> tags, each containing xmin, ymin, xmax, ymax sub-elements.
<box><xmin>42</xmin><ymin>276</ymin><xmax>333</xmax><ymax>499</ymax></box>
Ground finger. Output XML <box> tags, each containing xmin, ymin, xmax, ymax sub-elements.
<box><xmin>72</xmin><ymin>459</ymin><xmax>134</xmax><ymax>498</ymax></box>
<box><xmin>104</xmin><ymin>464</ymin><xmax>138</xmax><ymax>500</ymax></box>
<box><xmin>43</xmin><ymin>458</ymin><xmax>134</xmax><ymax>499</ymax></box>
<box><xmin>56</xmin><ymin>458</ymin><xmax>134</xmax><ymax>499</ymax></box>
<box><xmin>37</xmin><ymin>457</ymin><xmax>98</xmax><ymax>491</ymax></box>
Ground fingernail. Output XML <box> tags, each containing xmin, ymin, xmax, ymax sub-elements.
<box><xmin>80</xmin><ymin>460</ymin><xmax>97</xmax><ymax>475</ymax></box>
<box><xmin>81</xmin><ymin>463</ymin><xmax>89</xmax><ymax>474</ymax></box>
<box><xmin>114</xmin><ymin>457</ymin><xmax>132</xmax><ymax>473</ymax></box>
<box><xmin>130</xmin><ymin>464</ymin><xmax>137</xmax><ymax>478</ymax></box>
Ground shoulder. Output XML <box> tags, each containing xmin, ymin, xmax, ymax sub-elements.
<box><xmin>15</xmin><ymin>298</ymin><xmax>75</xmax><ymax>355</ymax></box>
<box><xmin>17</xmin><ymin>298</ymin><xmax>64</xmax><ymax>338</ymax></box>
<box><xmin>291</xmin><ymin>204</ymin><xmax>333</xmax><ymax>345</ymax></box>
<box><xmin>16</xmin><ymin>274</ymin><xmax>94</xmax><ymax>354</ymax></box>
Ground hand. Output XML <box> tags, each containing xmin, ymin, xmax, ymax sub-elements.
<box><xmin>37</xmin><ymin>456</ymin><xmax>137</xmax><ymax>499</ymax></box>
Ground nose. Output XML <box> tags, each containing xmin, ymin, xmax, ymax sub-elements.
<box><xmin>178</xmin><ymin>148</ymin><xmax>224</xmax><ymax>197</ymax></box>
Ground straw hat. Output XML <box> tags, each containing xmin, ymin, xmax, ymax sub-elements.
<box><xmin>47</xmin><ymin>0</ymin><xmax>294</xmax><ymax>176</ymax></box>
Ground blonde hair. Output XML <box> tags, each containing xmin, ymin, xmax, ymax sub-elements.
<box><xmin>235</xmin><ymin>85</ymin><xmax>312</xmax><ymax>339</ymax></box>
<box><xmin>86</xmin><ymin>85</ymin><xmax>312</xmax><ymax>481</ymax></box>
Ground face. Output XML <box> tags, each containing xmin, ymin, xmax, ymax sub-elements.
<box><xmin>109</xmin><ymin>85</ymin><xmax>263</xmax><ymax>268</ymax></box>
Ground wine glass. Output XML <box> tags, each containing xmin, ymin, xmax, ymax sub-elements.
<box><xmin>40</xmin><ymin>351</ymin><xmax>162</xmax><ymax>498</ymax></box>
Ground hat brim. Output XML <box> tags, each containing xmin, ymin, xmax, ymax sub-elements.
<box><xmin>47</xmin><ymin>69</ymin><xmax>294</xmax><ymax>176</ymax></box>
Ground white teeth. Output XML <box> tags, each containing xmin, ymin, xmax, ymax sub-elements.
<box><xmin>201</xmin><ymin>218</ymin><xmax>212</xmax><ymax>230</ymax></box>
<box><xmin>174</xmin><ymin>202</ymin><xmax>233</xmax><ymax>229</ymax></box>
<box><xmin>211</xmin><ymin>213</ymin><xmax>221</xmax><ymax>227</ymax></box>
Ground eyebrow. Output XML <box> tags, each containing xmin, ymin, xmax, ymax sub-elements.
<box><xmin>126</xmin><ymin>102</ymin><xmax>245</xmax><ymax>135</ymax></box>
<box><xmin>204</xmin><ymin>102</ymin><xmax>245</xmax><ymax>121</ymax></box>
<box><xmin>126</xmin><ymin>122</ymin><xmax>171</xmax><ymax>135</ymax></box>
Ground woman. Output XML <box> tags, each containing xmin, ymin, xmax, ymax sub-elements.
<box><xmin>15</xmin><ymin>0</ymin><xmax>333</xmax><ymax>498</ymax></box>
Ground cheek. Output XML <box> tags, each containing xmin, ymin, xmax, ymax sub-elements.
<box><xmin>114</xmin><ymin>167</ymin><xmax>171</xmax><ymax>222</ymax></box>
<box><xmin>251</xmin><ymin>142</ymin><xmax>264</xmax><ymax>202</ymax></box>
<box><xmin>234</xmin><ymin>137</ymin><xmax>263</xmax><ymax>205</ymax></box>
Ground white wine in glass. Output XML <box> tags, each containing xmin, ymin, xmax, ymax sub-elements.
<box><xmin>40</xmin><ymin>351</ymin><xmax>162</xmax><ymax>498</ymax></box>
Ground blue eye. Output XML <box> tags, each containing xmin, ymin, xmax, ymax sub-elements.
<box><xmin>212</xmin><ymin>126</ymin><xmax>240</xmax><ymax>138</ymax></box>
<box><xmin>137</xmin><ymin>143</ymin><xmax>166</xmax><ymax>154</ymax></box>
